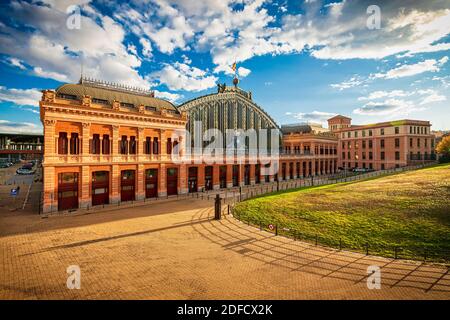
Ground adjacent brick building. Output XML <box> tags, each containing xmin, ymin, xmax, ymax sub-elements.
<box><xmin>328</xmin><ymin>115</ymin><xmax>436</xmax><ymax>170</ymax></box>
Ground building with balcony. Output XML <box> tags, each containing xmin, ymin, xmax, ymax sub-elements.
<box><xmin>329</xmin><ymin>116</ymin><xmax>436</xmax><ymax>170</ymax></box>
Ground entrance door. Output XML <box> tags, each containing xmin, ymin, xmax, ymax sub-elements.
<box><xmin>205</xmin><ymin>166</ymin><xmax>213</xmax><ymax>190</ymax></box>
<box><xmin>232</xmin><ymin>165</ymin><xmax>239</xmax><ymax>187</ymax></box>
<box><xmin>188</xmin><ymin>167</ymin><xmax>198</xmax><ymax>193</ymax></box>
<box><xmin>167</xmin><ymin>167</ymin><xmax>178</xmax><ymax>195</ymax></box>
<box><xmin>58</xmin><ymin>172</ymin><xmax>79</xmax><ymax>211</ymax></box>
<box><xmin>289</xmin><ymin>162</ymin><xmax>294</xmax><ymax>179</ymax></box>
<box><xmin>121</xmin><ymin>170</ymin><xmax>135</xmax><ymax>202</ymax></box>
<box><xmin>145</xmin><ymin>169</ymin><xmax>158</xmax><ymax>198</ymax></box>
<box><xmin>282</xmin><ymin>163</ymin><xmax>286</xmax><ymax>180</ymax></box>
<box><xmin>219</xmin><ymin>166</ymin><xmax>227</xmax><ymax>189</ymax></box>
<box><xmin>244</xmin><ymin>165</ymin><xmax>250</xmax><ymax>185</ymax></box>
<box><xmin>92</xmin><ymin>171</ymin><xmax>109</xmax><ymax>206</ymax></box>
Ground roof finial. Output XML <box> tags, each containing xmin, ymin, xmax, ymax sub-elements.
<box><xmin>231</xmin><ymin>59</ymin><xmax>239</xmax><ymax>87</ymax></box>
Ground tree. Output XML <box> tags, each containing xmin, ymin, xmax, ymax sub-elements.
<box><xmin>436</xmin><ymin>135</ymin><xmax>450</xmax><ymax>163</ymax></box>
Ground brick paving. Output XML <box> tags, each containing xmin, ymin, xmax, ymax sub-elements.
<box><xmin>0</xmin><ymin>198</ymin><xmax>449</xmax><ymax>299</ymax></box>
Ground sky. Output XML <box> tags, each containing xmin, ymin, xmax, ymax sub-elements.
<box><xmin>0</xmin><ymin>0</ymin><xmax>449</xmax><ymax>134</ymax></box>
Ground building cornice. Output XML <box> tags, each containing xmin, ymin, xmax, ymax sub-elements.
<box><xmin>40</xmin><ymin>100</ymin><xmax>187</xmax><ymax>128</ymax></box>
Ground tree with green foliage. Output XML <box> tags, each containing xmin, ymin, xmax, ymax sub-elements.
<box><xmin>436</xmin><ymin>135</ymin><xmax>450</xmax><ymax>163</ymax></box>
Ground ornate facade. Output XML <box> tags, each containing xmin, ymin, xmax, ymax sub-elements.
<box><xmin>39</xmin><ymin>78</ymin><xmax>335</xmax><ymax>213</ymax></box>
<box><xmin>178</xmin><ymin>83</ymin><xmax>280</xmax><ymax>153</ymax></box>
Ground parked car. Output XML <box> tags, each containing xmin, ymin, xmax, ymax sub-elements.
<box><xmin>0</xmin><ymin>163</ymin><xmax>9</xmax><ymax>168</ymax></box>
<box><xmin>16</xmin><ymin>168</ymin><xmax>35</xmax><ymax>175</ymax></box>
<box><xmin>22</xmin><ymin>163</ymin><xmax>33</xmax><ymax>170</ymax></box>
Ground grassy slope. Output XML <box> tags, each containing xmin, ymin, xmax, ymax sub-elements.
<box><xmin>234</xmin><ymin>164</ymin><xmax>450</xmax><ymax>261</ymax></box>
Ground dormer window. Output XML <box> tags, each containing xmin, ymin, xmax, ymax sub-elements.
<box><xmin>57</xmin><ymin>93</ymin><xmax>77</xmax><ymax>100</ymax></box>
<box><xmin>120</xmin><ymin>102</ymin><xmax>134</xmax><ymax>109</ymax></box>
<box><xmin>92</xmin><ymin>98</ymin><xmax>109</xmax><ymax>105</ymax></box>
<box><xmin>145</xmin><ymin>106</ymin><xmax>157</xmax><ymax>112</ymax></box>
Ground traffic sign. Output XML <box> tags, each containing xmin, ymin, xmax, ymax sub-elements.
<box><xmin>268</xmin><ymin>224</ymin><xmax>274</xmax><ymax>231</ymax></box>
<box><xmin>10</xmin><ymin>188</ymin><xmax>19</xmax><ymax>196</ymax></box>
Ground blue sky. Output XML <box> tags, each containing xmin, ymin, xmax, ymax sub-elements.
<box><xmin>0</xmin><ymin>0</ymin><xmax>449</xmax><ymax>133</ymax></box>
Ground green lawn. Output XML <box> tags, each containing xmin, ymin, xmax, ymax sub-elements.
<box><xmin>234</xmin><ymin>164</ymin><xmax>450</xmax><ymax>262</ymax></box>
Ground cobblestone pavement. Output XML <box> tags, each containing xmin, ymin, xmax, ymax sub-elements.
<box><xmin>0</xmin><ymin>199</ymin><xmax>449</xmax><ymax>299</ymax></box>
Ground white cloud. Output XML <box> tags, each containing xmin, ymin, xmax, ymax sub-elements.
<box><xmin>2</xmin><ymin>0</ymin><xmax>450</xmax><ymax>98</ymax></box>
<box><xmin>355</xmin><ymin>88</ymin><xmax>447</xmax><ymax>115</ymax></box>
<box><xmin>358</xmin><ymin>90</ymin><xmax>412</xmax><ymax>101</ymax></box>
<box><xmin>0</xmin><ymin>1</ymin><xmax>151</xmax><ymax>88</ymax></box>
<box><xmin>33</xmin><ymin>67</ymin><xmax>69</xmax><ymax>82</ymax></box>
<box><xmin>139</xmin><ymin>38</ymin><xmax>153</xmax><ymax>59</ymax></box>
<box><xmin>0</xmin><ymin>86</ymin><xmax>42</xmax><ymax>107</ymax></box>
<box><xmin>419</xmin><ymin>92</ymin><xmax>446</xmax><ymax>105</ymax></box>
<box><xmin>237</xmin><ymin>67</ymin><xmax>251</xmax><ymax>78</ymax></box>
<box><xmin>286</xmin><ymin>110</ymin><xmax>337</xmax><ymax>123</ymax></box>
<box><xmin>7</xmin><ymin>57</ymin><xmax>26</xmax><ymax>70</ymax></box>
<box><xmin>149</xmin><ymin>62</ymin><xmax>217</xmax><ymax>92</ymax></box>
<box><xmin>0</xmin><ymin>120</ymin><xmax>42</xmax><ymax>134</ymax></box>
<box><xmin>154</xmin><ymin>90</ymin><xmax>183</xmax><ymax>103</ymax></box>
<box><xmin>331</xmin><ymin>76</ymin><xmax>365</xmax><ymax>90</ymax></box>
<box><xmin>353</xmin><ymin>99</ymin><xmax>418</xmax><ymax>116</ymax></box>
<box><xmin>372</xmin><ymin>57</ymin><xmax>448</xmax><ymax>79</ymax></box>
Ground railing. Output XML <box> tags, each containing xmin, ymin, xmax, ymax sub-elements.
<box><xmin>221</xmin><ymin>163</ymin><xmax>449</xmax><ymax>263</ymax></box>
<box><xmin>407</xmin><ymin>154</ymin><xmax>437</xmax><ymax>161</ymax></box>
<box><xmin>229</xmin><ymin>209</ymin><xmax>450</xmax><ymax>262</ymax></box>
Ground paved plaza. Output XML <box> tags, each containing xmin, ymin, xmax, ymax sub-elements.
<box><xmin>0</xmin><ymin>193</ymin><xmax>449</xmax><ymax>299</ymax></box>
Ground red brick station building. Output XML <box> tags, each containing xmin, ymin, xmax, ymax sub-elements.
<box><xmin>39</xmin><ymin>78</ymin><xmax>436</xmax><ymax>213</ymax></box>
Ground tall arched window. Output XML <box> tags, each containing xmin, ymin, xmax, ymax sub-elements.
<box><xmin>102</xmin><ymin>135</ymin><xmax>110</xmax><ymax>154</ymax></box>
<box><xmin>91</xmin><ymin>134</ymin><xmax>100</xmax><ymax>154</ymax></box>
<box><xmin>58</xmin><ymin>132</ymin><xmax>68</xmax><ymax>154</ymax></box>
<box><xmin>153</xmin><ymin>137</ymin><xmax>159</xmax><ymax>154</ymax></box>
<box><xmin>69</xmin><ymin>133</ymin><xmax>79</xmax><ymax>155</ymax></box>
<box><xmin>129</xmin><ymin>136</ymin><xmax>136</xmax><ymax>154</ymax></box>
<box><xmin>120</xmin><ymin>136</ymin><xmax>128</xmax><ymax>154</ymax></box>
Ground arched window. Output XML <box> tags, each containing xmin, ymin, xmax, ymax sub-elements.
<box><xmin>129</xmin><ymin>136</ymin><xmax>136</xmax><ymax>154</ymax></box>
<box><xmin>58</xmin><ymin>132</ymin><xmax>68</xmax><ymax>154</ymax></box>
<box><xmin>69</xmin><ymin>133</ymin><xmax>79</xmax><ymax>155</ymax></box>
<box><xmin>120</xmin><ymin>136</ymin><xmax>128</xmax><ymax>154</ymax></box>
<box><xmin>153</xmin><ymin>137</ymin><xmax>159</xmax><ymax>154</ymax></box>
<box><xmin>91</xmin><ymin>134</ymin><xmax>100</xmax><ymax>154</ymax></box>
<box><xmin>102</xmin><ymin>135</ymin><xmax>110</xmax><ymax>154</ymax></box>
